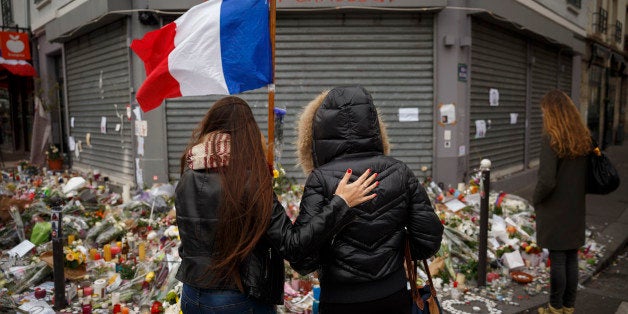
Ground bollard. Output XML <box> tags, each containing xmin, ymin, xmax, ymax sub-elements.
<box><xmin>49</xmin><ymin>196</ymin><xmax>67</xmax><ymax>310</ymax></box>
<box><xmin>477</xmin><ymin>159</ymin><xmax>491</xmax><ymax>287</ymax></box>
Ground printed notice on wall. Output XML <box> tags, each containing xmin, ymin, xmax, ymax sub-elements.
<box><xmin>510</xmin><ymin>113</ymin><xmax>518</xmax><ymax>124</ymax></box>
<box><xmin>475</xmin><ymin>120</ymin><xmax>487</xmax><ymax>138</ymax></box>
<box><xmin>489</xmin><ymin>88</ymin><xmax>499</xmax><ymax>106</ymax></box>
<box><xmin>100</xmin><ymin>117</ymin><xmax>107</xmax><ymax>134</ymax></box>
<box><xmin>399</xmin><ymin>108</ymin><xmax>419</xmax><ymax>122</ymax></box>
<box><xmin>439</xmin><ymin>104</ymin><xmax>456</xmax><ymax>124</ymax></box>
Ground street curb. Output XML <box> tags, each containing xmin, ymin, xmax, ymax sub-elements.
<box><xmin>580</xmin><ymin>223</ymin><xmax>628</xmax><ymax>285</ymax></box>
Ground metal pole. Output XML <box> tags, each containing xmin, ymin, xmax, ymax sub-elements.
<box><xmin>477</xmin><ymin>159</ymin><xmax>491</xmax><ymax>287</ymax></box>
<box><xmin>49</xmin><ymin>197</ymin><xmax>66</xmax><ymax>310</ymax></box>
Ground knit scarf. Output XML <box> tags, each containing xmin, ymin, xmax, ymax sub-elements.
<box><xmin>187</xmin><ymin>132</ymin><xmax>231</xmax><ymax>170</ymax></box>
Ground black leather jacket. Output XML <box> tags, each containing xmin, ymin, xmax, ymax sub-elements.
<box><xmin>175</xmin><ymin>169</ymin><xmax>354</xmax><ymax>305</ymax></box>
<box><xmin>292</xmin><ymin>86</ymin><xmax>444</xmax><ymax>303</ymax></box>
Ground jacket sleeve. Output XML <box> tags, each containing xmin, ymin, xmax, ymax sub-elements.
<box><xmin>533</xmin><ymin>136</ymin><xmax>558</xmax><ymax>206</ymax></box>
<box><xmin>407</xmin><ymin>172</ymin><xmax>444</xmax><ymax>260</ymax></box>
<box><xmin>288</xmin><ymin>171</ymin><xmax>351</xmax><ymax>275</ymax></box>
<box><xmin>265</xmin><ymin>171</ymin><xmax>355</xmax><ymax>271</ymax></box>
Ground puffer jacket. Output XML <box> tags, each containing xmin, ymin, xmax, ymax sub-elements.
<box><xmin>291</xmin><ymin>86</ymin><xmax>444</xmax><ymax>303</ymax></box>
<box><xmin>175</xmin><ymin>135</ymin><xmax>356</xmax><ymax>305</ymax></box>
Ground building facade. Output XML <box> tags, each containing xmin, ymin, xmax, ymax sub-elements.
<box><xmin>24</xmin><ymin>0</ymin><xmax>627</xmax><ymax>191</ymax></box>
<box><xmin>0</xmin><ymin>0</ymin><xmax>36</xmax><ymax>158</ymax></box>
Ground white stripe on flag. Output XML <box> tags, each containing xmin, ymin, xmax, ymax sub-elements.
<box><xmin>169</xmin><ymin>0</ymin><xmax>228</xmax><ymax>96</ymax></box>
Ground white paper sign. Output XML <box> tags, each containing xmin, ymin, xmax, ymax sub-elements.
<box><xmin>100</xmin><ymin>116</ymin><xmax>107</xmax><ymax>134</ymax></box>
<box><xmin>18</xmin><ymin>300</ymin><xmax>55</xmax><ymax>314</ymax></box>
<box><xmin>439</xmin><ymin>104</ymin><xmax>456</xmax><ymax>124</ymax></box>
<box><xmin>8</xmin><ymin>240</ymin><xmax>35</xmax><ymax>257</ymax></box>
<box><xmin>137</xmin><ymin>137</ymin><xmax>145</xmax><ymax>156</ymax></box>
<box><xmin>489</xmin><ymin>88</ymin><xmax>499</xmax><ymax>106</ymax></box>
<box><xmin>502</xmin><ymin>251</ymin><xmax>525</xmax><ymax>270</ymax></box>
<box><xmin>68</xmin><ymin>136</ymin><xmax>76</xmax><ymax>151</ymax></box>
<box><xmin>458</xmin><ymin>145</ymin><xmax>466</xmax><ymax>156</ymax></box>
<box><xmin>133</xmin><ymin>106</ymin><xmax>142</xmax><ymax>121</ymax></box>
<box><xmin>475</xmin><ymin>120</ymin><xmax>487</xmax><ymax>138</ymax></box>
<box><xmin>398</xmin><ymin>108</ymin><xmax>419</xmax><ymax>122</ymax></box>
<box><xmin>70</xmin><ymin>117</ymin><xmax>75</xmax><ymax>128</ymax></box>
<box><xmin>115</xmin><ymin>123</ymin><xmax>121</xmax><ymax>132</ymax></box>
<box><xmin>135</xmin><ymin>120</ymin><xmax>148</xmax><ymax>137</ymax></box>
<box><xmin>135</xmin><ymin>158</ymin><xmax>144</xmax><ymax>188</ymax></box>
<box><xmin>510</xmin><ymin>113</ymin><xmax>518</xmax><ymax>124</ymax></box>
<box><xmin>444</xmin><ymin>199</ymin><xmax>467</xmax><ymax>212</ymax></box>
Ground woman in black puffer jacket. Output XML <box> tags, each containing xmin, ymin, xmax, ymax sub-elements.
<box><xmin>292</xmin><ymin>86</ymin><xmax>444</xmax><ymax>313</ymax></box>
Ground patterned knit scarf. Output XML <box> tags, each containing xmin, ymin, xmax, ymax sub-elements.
<box><xmin>186</xmin><ymin>132</ymin><xmax>231</xmax><ymax>170</ymax></box>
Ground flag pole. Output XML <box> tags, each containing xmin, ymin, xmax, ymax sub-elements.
<box><xmin>267</xmin><ymin>0</ymin><xmax>277</xmax><ymax>167</ymax></box>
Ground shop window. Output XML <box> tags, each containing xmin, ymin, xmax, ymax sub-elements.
<box><xmin>1</xmin><ymin>0</ymin><xmax>13</xmax><ymax>26</ymax></box>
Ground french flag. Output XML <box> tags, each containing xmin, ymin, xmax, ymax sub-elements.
<box><xmin>131</xmin><ymin>0</ymin><xmax>271</xmax><ymax>112</ymax></box>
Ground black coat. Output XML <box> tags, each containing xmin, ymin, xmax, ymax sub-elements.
<box><xmin>533</xmin><ymin>136</ymin><xmax>587</xmax><ymax>250</ymax></box>
<box><xmin>175</xmin><ymin>169</ymin><xmax>355</xmax><ymax>305</ymax></box>
<box><xmin>292</xmin><ymin>86</ymin><xmax>444</xmax><ymax>303</ymax></box>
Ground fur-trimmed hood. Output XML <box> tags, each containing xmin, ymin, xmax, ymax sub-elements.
<box><xmin>296</xmin><ymin>86</ymin><xmax>390</xmax><ymax>174</ymax></box>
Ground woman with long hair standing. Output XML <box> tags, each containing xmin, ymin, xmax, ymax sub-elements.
<box><xmin>175</xmin><ymin>96</ymin><xmax>377</xmax><ymax>313</ymax></box>
<box><xmin>534</xmin><ymin>90</ymin><xmax>592</xmax><ymax>314</ymax></box>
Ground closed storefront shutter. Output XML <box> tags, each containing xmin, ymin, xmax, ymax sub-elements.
<box><xmin>65</xmin><ymin>19</ymin><xmax>134</xmax><ymax>183</ymax></box>
<box><xmin>166</xmin><ymin>12</ymin><xmax>434</xmax><ymax>182</ymax></box>
<box><xmin>469</xmin><ymin>20</ymin><xmax>527</xmax><ymax>176</ymax></box>
<box><xmin>529</xmin><ymin>42</ymin><xmax>559</xmax><ymax>164</ymax></box>
<box><xmin>558</xmin><ymin>53</ymin><xmax>573</xmax><ymax>95</ymax></box>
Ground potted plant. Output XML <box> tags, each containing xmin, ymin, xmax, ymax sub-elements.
<box><xmin>45</xmin><ymin>144</ymin><xmax>63</xmax><ymax>171</ymax></box>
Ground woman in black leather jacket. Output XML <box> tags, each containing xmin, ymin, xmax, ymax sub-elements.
<box><xmin>175</xmin><ymin>96</ymin><xmax>377</xmax><ymax>313</ymax></box>
<box><xmin>292</xmin><ymin>86</ymin><xmax>444</xmax><ymax>313</ymax></box>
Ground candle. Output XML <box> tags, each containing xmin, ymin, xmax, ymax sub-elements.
<box><xmin>68</xmin><ymin>234</ymin><xmax>75</xmax><ymax>245</ymax></box>
<box><xmin>83</xmin><ymin>286</ymin><xmax>93</xmax><ymax>296</ymax></box>
<box><xmin>110</xmin><ymin>246</ymin><xmax>121</xmax><ymax>256</ymax></box>
<box><xmin>103</xmin><ymin>244</ymin><xmax>112</xmax><ymax>262</ymax></box>
<box><xmin>139</xmin><ymin>242</ymin><xmax>146</xmax><ymax>261</ymax></box>
<box><xmin>89</xmin><ymin>248</ymin><xmax>98</xmax><ymax>260</ymax></box>
<box><xmin>111</xmin><ymin>292</ymin><xmax>120</xmax><ymax>305</ymax></box>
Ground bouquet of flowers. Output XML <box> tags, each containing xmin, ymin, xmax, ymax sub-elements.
<box><xmin>520</xmin><ymin>241</ymin><xmax>542</xmax><ymax>254</ymax></box>
<box><xmin>45</xmin><ymin>144</ymin><xmax>62</xmax><ymax>161</ymax></box>
<box><xmin>64</xmin><ymin>246</ymin><xmax>86</xmax><ymax>269</ymax></box>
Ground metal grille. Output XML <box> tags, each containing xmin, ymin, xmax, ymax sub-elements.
<box><xmin>469</xmin><ymin>19</ymin><xmax>527</xmax><ymax>175</ymax></box>
<box><xmin>529</xmin><ymin>43</ymin><xmax>557</xmax><ymax>163</ymax></box>
<box><xmin>594</xmin><ymin>7</ymin><xmax>608</xmax><ymax>34</ymax></box>
<box><xmin>65</xmin><ymin>19</ymin><xmax>135</xmax><ymax>184</ymax></box>
<box><xmin>166</xmin><ymin>12</ymin><xmax>435</xmax><ymax>182</ymax></box>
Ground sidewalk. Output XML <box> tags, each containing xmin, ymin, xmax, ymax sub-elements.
<box><xmin>507</xmin><ymin>139</ymin><xmax>628</xmax><ymax>313</ymax></box>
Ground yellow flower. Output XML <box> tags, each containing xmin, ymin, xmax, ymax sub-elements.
<box><xmin>66</xmin><ymin>252</ymin><xmax>75</xmax><ymax>261</ymax></box>
<box><xmin>273</xmin><ymin>169</ymin><xmax>279</xmax><ymax>179</ymax></box>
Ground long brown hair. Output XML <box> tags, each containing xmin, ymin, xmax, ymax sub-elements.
<box><xmin>179</xmin><ymin>96</ymin><xmax>273</xmax><ymax>287</ymax></box>
<box><xmin>540</xmin><ymin>90</ymin><xmax>591</xmax><ymax>158</ymax></box>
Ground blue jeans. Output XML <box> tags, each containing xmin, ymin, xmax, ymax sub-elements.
<box><xmin>181</xmin><ymin>284</ymin><xmax>276</xmax><ymax>314</ymax></box>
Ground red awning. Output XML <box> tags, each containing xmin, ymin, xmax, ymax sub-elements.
<box><xmin>0</xmin><ymin>57</ymin><xmax>37</xmax><ymax>77</ymax></box>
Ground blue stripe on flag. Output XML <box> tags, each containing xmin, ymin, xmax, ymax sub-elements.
<box><xmin>220</xmin><ymin>0</ymin><xmax>272</xmax><ymax>94</ymax></box>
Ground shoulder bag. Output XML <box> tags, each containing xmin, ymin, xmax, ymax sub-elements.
<box><xmin>405</xmin><ymin>240</ymin><xmax>442</xmax><ymax>314</ymax></box>
<box><xmin>586</xmin><ymin>137</ymin><xmax>620</xmax><ymax>195</ymax></box>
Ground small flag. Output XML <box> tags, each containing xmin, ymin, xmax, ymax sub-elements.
<box><xmin>131</xmin><ymin>0</ymin><xmax>271</xmax><ymax>112</ymax></box>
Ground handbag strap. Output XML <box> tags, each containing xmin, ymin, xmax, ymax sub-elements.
<box><xmin>404</xmin><ymin>239</ymin><xmax>439</xmax><ymax>303</ymax></box>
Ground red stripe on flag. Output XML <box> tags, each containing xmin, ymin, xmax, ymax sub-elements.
<box><xmin>131</xmin><ymin>23</ymin><xmax>182</xmax><ymax>112</ymax></box>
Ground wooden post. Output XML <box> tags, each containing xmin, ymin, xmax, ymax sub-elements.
<box><xmin>267</xmin><ymin>0</ymin><xmax>277</xmax><ymax>167</ymax></box>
